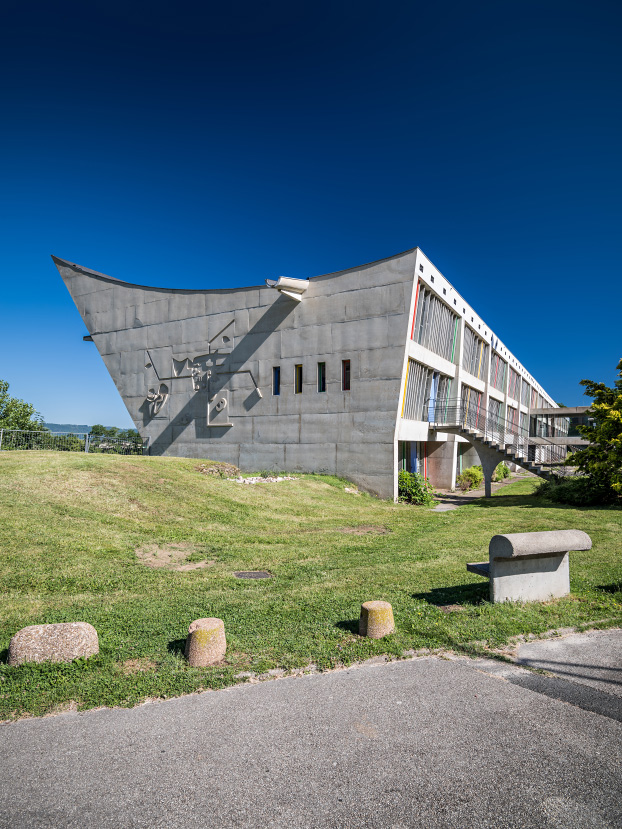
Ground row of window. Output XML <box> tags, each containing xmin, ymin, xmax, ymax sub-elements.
<box><xmin>272</xmin><ymin>360</ymin><xmax>351</xmax><ymax>395</ymax></box>
<box><xmin>400</xmin><ymin>359</ymin><xmax>551</xmax><ymax>424</ymax></box>
<box><xmin>411</xmin><ymin>284</ymin><xmax>459</xmax><ymax>363</ymax></box>
<box><xmin>508</xmin><ymin>366</ymin><xmax>521</xmax><ymax>400</ymax></box>
<box><xmin>402</xmin><ymin>359</ymin><xmax>452</xmax><ymax>422</ymax></box>
<box><xmin>489</xmin><ymin>352</ymin><xmax>507</xmax><ymax>392</ymax></box>
<box><xmin>491</xmin><ymin>360</ymin><xmax>549</xmax><ymax>409</ymax></box>
<box><xmin>410</xmin><ymin>279</ymin><xmax>551</xmax><ymax>404</ymax></box>
<box><xmin>462</xmin><ymin>326</ymin><xmax>489</xmax><ymax>380</ymax></box>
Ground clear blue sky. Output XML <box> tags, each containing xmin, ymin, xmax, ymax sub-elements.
<box><xmin>1</xmin><ymin>0</ymin><xmax>620</xmax><ymax>427</ymax></box>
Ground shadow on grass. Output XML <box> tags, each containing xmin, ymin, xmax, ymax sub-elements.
<box><xmin>0</xmin><ymin>647</ymin><xmax>8</xmax><ymax>664</ymax></box>
<box><xmin>597</xmin><ymin>582</ymin><xmax>622</xmax><ymax>595</ymax></box>
<box><xmin>413</xmin><ymin>583</ymin><xmax>488</xmax><ymax>606</ymax></box>
<box><xmin>335</xmin><ymin>619</ymin><xmax>359</xmax><ymax>635</ymax></box>
<box><xmin>467</xmin><ymin>492</ymin><xmax>614</xmax><ymax>510</ymax></box>
<box><xmin>167</xmin><ymin>638</ymin><xmax>187</xmax><ymax>657</ymax></box>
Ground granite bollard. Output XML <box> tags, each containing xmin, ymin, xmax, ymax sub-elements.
<box><xmin>8</xmin><ymin>622</ymin><xmax>99</xmax><ymax>666</ymax></box>
<box><xmin>359</xmin><ymin>601</ymin><xmax>395</xmax><ymax>638</ymax></box>
<box><xmin>185</xmin><ymin>618</ymin><xmax>226</xmax><ymax>666</ymax></box>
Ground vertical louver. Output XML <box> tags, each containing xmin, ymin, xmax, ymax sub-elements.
<box><xmin>411</xmin><ymin>283</ymin><xmax>459</xmax><ymax>363</ymax></box>
<box><xmin>490</xmin><ymin>353</ymin><xmax>507</xmax><ymax>392</ymax></box>
<box><xmin>462</xmin><ymin>326</ymin><xmax>489</xmax><ymax>380</ymax></box>
<box><xmin>508</xmin><ymin>367</ymin><xmax>520</xmax><ymax>401</ymax></box>
<box><xmin>402</xmin><ymin>360</ymin><xmax>451</xmax><ymax>421</ymax></box>
<box><xmin>521</xmin><ymin>379</ymin><xmax>530</xmax><ymax>406</ymax></box>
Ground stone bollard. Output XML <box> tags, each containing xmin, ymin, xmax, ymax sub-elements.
<box><xmin>359</xmin><ymin>601</ymin><xmax>395</xmax><ymax>638</ymax></box>
<box><xmin>8</xmin><ymin>622</ymin><xmax>99</xmax><ymax>666</ymax></box>
<box><xmin>185</xmin><ymin>618</ymin><xmax>226</xmax><ymax>666</ymax></box>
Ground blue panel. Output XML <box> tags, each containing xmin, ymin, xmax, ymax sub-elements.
<box><xmin>409</xmin><ymin>442</ymin><xmax>418</xmax><ymax>473</ymax></box>
<box><xmin>428</xmin><ymin>372</ymin><xmax>439</xmax><ymax>422</ymax></box>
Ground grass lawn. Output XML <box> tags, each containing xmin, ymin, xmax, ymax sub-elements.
<box><xmin>1</xmin><ymin>451</ymin><xmax>621</xmax><ymax>720</ymax></box>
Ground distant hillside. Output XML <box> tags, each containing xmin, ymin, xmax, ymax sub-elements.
<box><xmin>45</xmin><ymin>423</ymin><xmax>91</xmax><ymax>434</ymax></box>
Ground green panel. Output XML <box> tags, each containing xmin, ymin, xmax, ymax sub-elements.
<box><xmin>451</xmin><ymin>318</ymin><xmax>458</xmax><ymax>363</ymax></box>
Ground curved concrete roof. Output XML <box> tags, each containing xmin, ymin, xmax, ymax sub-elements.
<box><xmin>51</xmin><ymin>247</ymin><xmax>420</xmax><ymax>294</ymax></box>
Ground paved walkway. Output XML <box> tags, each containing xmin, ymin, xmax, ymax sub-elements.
<box><xmin>516</xmin><ymin>628</ymin><xmax>622</xmax><ymax>699</ymax></box>
<box><xmin>1</xmin><ymin>630</ymin><xmax>621</xmax><ymax>828</ymax></box>
<box><xmin>431</xmin><ymin>473</ymin><xmax>534</xmax><ymax>511</ymax></box>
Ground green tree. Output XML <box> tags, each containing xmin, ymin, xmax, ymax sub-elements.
<box><xmin>0</xmin><ymin>380</ymin><xmax>45</xmax><ymax>431</ymax></box>
<box><xmin>91</xmin><ymin>424</ymin><xmax>115</xmax><ymax>437</ymax></box>
<box><xmin>569</xmin><ymin>358</ymin><xmax>622</xmax><ymax>501</ymax></box>
<box><xmin>91</xmin><ymin>424</ymin><xmax>139</xmax><ymax>439</ymax></box>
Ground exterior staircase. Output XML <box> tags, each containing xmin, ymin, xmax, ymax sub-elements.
<box><xmin>427</xmin><ymin>400</ymin><xmax>567</xmax><ymax>482</ymax></box>
<box><xmin>445</xmin><ymin>424</ymin><xmax>552</xmax><ymax>479</ymax></box>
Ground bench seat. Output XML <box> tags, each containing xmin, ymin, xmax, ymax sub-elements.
<box><xmin>467</xmin><ymin>530</ymin><xmax>591</xmax><ymax>603</ymax></box>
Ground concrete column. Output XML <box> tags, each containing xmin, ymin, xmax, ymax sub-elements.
<box><xmin>474</xmin><ymin>443</ymin><xmax>502</xmax><ymax>498</ymax></box>
<box><xmin>449</xmin><ymin>437</ymin><xmax>458</xmax><ymax>490</ymax></box>
<box><xmin>426</xmin><ymin>440</ymin><xmax>457</xmax><ymax>489</ymax></box>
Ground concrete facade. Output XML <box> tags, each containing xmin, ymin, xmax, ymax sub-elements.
<box><xmin>54</xmin><ymin>247</ymin><xmax>558</xmax><ymax>499</ymax></box>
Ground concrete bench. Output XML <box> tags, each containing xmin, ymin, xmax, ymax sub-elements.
<box><xmin>467</xmin><ymin>530</ymin><xmax>592</xmax><ymax>603</ymax></box>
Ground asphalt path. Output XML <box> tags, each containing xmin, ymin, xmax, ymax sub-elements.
<box><xmin>516</xmin><ymin>629</ymin><xmax>622</xmax><ymax>697</ymax></box>
<box><xmin>2</xmin><ymin>644</ymin><xmax>622</xmax><ymax>829</ymax></box>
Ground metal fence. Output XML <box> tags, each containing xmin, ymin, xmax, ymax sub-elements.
<box><xmin>0</xmin><ymin>429</ymin><xmax>147</xmax><ymax>455</ymax></box>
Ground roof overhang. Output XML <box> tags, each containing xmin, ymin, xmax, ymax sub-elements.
<box><xmin>265</xmin><ymin>276</ymin><xmax>310</xmax><ymax>302</ymax></box>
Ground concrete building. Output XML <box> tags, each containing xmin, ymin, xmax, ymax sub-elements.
<box><xmin>54</xmin><ymin>248</ymin><xmax>558</xmax><ymax>500</ymax></box>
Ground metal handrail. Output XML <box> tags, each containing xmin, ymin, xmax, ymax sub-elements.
<box><xmin>425</xmin><ymin>398</ymin><xmax>566</xmax><ymax>468</ymax></box>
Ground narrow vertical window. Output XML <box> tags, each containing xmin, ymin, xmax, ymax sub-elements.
<box><xmin>295</xmin><ymin>364</ymin><xmax>303</xmax><ymax>394</ymax></box>
<box><xmin>317</xmin><ymin>362</ymin><xmax>326</xmax><ymax>393</ymax></box>
<box><xmin>272</xmin><ymin>366</ymin><xmax>280</xmax><ymax>396</ymax></box>
<box><xmin>342</xmin><ymin>359</ymin><xmax>351</xmax><ymax>391</ymax></box>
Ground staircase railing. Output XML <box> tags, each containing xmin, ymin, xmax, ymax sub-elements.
<box><xmin>425</xmin><ymin>398</ymin><xmax>567</xmax><ymax>469</ymax></box>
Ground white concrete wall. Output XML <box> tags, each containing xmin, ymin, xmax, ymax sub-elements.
<box><xmin>395</xmin><ymin>249</ymin><xmax>558</xmax><ymax>490</ymax></box>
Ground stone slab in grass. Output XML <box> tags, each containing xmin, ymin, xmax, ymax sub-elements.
<box><xmin>8</xmin><ymin>622</ymin><xmax>99</xmax><ymax>666</ymax></box>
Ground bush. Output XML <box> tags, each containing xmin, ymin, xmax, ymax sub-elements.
<box><xmin>537</xmin><ymin>476</ymin><xmax>618</xmax><ymax>507</ymax></box>
<box><xmin>456</xmin><ymin>465</ymin><xmax>484</xmax><ymax>491</ymax></box>
<box><xmin>398</xmin><ymin>470</ymin><xmax>436</xmax><ymax>506</ymax></box>
<box><xmin>493</xmin><ymin>462</ymin><xmax>510</xmax><ymax>482</ymax></box>
<box><xmin>565</xmin><ymin>358</ymin><xmax>622</xmax><ymax>503</ymax></box>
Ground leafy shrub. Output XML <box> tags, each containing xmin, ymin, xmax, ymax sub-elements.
<box><xmin>492</xmin><ymin>462</ymin><xmax>510</xmax><ymax>482</ymax></box>
<box><xmin>398</xmin><ymin>470</ymin><xmax>436</xmax><ymax>506</ymax></box>
<box><xmin>456</xmin><ymin>465</ymin><xmax>484</xmax><ymax>491</ymax></box>
<box><xmin>566</xmin><ymin>357</ymin><xmax>622</xmax><ymax>502</ymax></box>
<box><xmin>537</xmin><ymin>476</ymin><xmax>618</xmax><ymax>506</ymax></box>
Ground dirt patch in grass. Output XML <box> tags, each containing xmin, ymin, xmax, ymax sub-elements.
<box><xmin>135</xmin><ymin>542</ymin><xmax>216</xmax><ymax>571</ymax></box>
<box><xmin>46</xmin><ymin>700</ymin><xmax>79</xmax><ymax>717</ymax></box>
<box><xmin>120</xmin><ymin>658</ymin><xmax>157</xmax><ymax>675</ymax></box>
<box><xmin>338</xmin><ymin>525</ymin><xmax>390</xmax><ymax>535</ymax></box>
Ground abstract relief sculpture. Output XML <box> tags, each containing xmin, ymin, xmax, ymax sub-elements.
<box><xmin>146</xmin><ymin>384</ymin><xmax>169</xmax><ymax>416</ymax></box>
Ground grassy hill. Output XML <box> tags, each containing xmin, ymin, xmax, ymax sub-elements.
<box><xmin>0</xmin><ymin>451</ymin><xmax>620</xmax><ymax>720</ymax></box>
<box><xmin>44</xmin><ymin>423</ymin><xmax>90</xmax><ymax>433</ymax></box>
